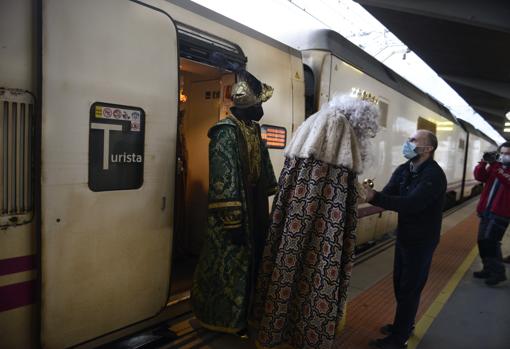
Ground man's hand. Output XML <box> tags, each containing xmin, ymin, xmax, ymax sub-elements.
<box><xmin>362</xmin><ymin>181</ymin><xmax>376</xmax><ymax>202</ymax></box>
<box><xmin>365</xmin><ymin>187</ymin><xmax>376</xmax><ymax>202</ymax></box>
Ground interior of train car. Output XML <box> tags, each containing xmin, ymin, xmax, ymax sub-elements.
<box><xmin>169</xmin><ymin>24</ymin><xmax>241</xmax><ymax>298</ymax></box>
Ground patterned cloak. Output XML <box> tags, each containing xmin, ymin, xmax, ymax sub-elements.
<box><xmin>191</xmin><ymin>115</ymin><xmax>277</xmax><ymax>333</ymax></box>
<box><xmin>254</xmin><ymin>110</ymin><xmax>362</xmax><ymax>349</ymax></box>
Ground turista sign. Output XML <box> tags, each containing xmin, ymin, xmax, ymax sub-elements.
<box><xmin>89</xmin><ymin>102</ymin><xmax>145</xmax><ymax>191</ymax></box>
<box><xmin>111</xmin><ymin>152</ymin><xmax>143</xmax><ymax>164</ymax></box>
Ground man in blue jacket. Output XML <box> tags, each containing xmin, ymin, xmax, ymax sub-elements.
<box><xmin>365</xmin><ymin>129</ymin><xmax>447</xmax><ymax>349</ymax></box>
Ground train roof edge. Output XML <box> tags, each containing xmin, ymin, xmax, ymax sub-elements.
<box><xmin>166</xmin><ymin>0</ymin><xmax>302</xmax><ymax>58</ymax></box>
<box><xmin>458</xmin><ymin>119</ymin><xmax>497</xmax><ymax>146</ymax></box>
<box><xmin>292</xmin><ymin>29</ymin><xmax>459</xmax><ymax>124</ymax></box>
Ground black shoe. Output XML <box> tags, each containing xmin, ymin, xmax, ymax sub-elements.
<box><xmin>485</xmin><ymin>274</ymin><xmax>507</xmax><ymax>286</ymax></box>
<box><xmin>380</xmin><ymin>324</ymin><xmax>415</xmax><ymax>336</ymax></box>
<box><xmin>369</xmin><ymin>336</ymin><xmax>408</xmax><ymax>349</ymax></box>
<box><xmin>473</xmin><ymin>270</ymin><xmax>491</xmax><ymax>279</ymax></box>
<box><xmin>235</xmin><ymin>328</ymin><xmax>249</xmax><ymax>339</ymax></box>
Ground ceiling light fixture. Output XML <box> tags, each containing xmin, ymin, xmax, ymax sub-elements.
<box><xmin>506</xmin><ymin>111</ymin><xmax>510</xmax><ymax>121</ymax></box>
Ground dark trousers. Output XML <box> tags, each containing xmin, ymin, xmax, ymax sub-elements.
<box><xmin>478</xmin><ymin>213</ymin><xmax>509</xmax><ymax>277</ymax></box>
<box><xmin>392</xmin><ymin>240</ymin><xmax>437</xmax><ymax>344</ymax></box>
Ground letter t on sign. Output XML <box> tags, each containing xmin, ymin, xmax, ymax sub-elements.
<box><xmin>90</xmin><ymin>123</ymin><xmax>122</xmax><ymax>170</ymax></box>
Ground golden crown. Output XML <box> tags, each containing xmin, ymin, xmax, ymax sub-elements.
<box><xmin>351</xmin><ymin>87</ymin><xmax>379</xmax><ymax>104</ymax></box>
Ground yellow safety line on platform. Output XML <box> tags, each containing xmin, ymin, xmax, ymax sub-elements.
<box><xmin>408</xmin><ymin>246</ymin><xmax>478</xmax><ymax>349</ymax></box>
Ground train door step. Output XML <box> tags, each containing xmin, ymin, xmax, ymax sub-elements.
<box><xmin>97</xmin><ymin>324</ymin><xmax>178</xmax><ymax>349</ymax></box>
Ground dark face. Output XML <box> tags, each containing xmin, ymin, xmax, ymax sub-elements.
<box><xmin>247</xmin><ymin>104</ymin><xmax>264</xmax><ymax>122</ymax></box>
<box><xmin>232</xmin><ymin>104</ymin><xmax>264</xmax><ymax>122</ymax></box>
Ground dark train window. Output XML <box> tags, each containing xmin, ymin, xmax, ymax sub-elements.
<box><xmin>417</xmin><ymin>117</ymin><xmax>437</xmax><ymax>134</ymax></box>
<box><xmin>304</xmin><ymin>65</ymin><xmax>316</xmax><ymax>118</ymax></box>
<box><xmin>378</xmin><ymin>100</ymin><xmax>389</xmax><ymax>127</ymax></box>
<box><xmin>261</xmin><ymin>125</ymin><xmax>287</xmax><ymax>149</ymax></box>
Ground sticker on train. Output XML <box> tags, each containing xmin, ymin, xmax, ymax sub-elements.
<box><xmin>261</xmin><ymin>125</ymin><xmax>287</xmax><ymax>149</ymax></box>
<box><xmin>89</xmin><ymin>102</ymin><xmax>145</xmax><ymax>191</ymax></box>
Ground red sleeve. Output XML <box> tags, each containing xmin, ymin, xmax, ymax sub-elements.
<box><xmin>474</xmin><ymin>161</ymin><xmax>489</xmax><ymax>182</ymax></box>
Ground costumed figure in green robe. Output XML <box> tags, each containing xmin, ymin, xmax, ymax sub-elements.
<box><xmin>191</xmin><ymin>70</ymin><xmax>278</xmax><ymax>335</ymax></box>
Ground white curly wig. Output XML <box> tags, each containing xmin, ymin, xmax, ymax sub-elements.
<box><xmin>325</xmin><ymin>94</ymin><xmax>381</xmax><ymax>164</ymax></box>
<box><xmin>285</xmin><ymin>94</ymin><xmax>380</xmax><ymax>173</ymax></box>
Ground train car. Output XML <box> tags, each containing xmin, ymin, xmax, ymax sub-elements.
<box><xmin>458</xmin><ymin>120</ymin><xmax>497</xmax><ymax>198</ymax></box>
<box><xmin>0</xmin><ymin>1</ymin><xmax>498</xmax><ymax>348</ymax></box>
<box><xmin>290</xmin><ymin>29</ymin><xmax>496</xmax><ymax>243</ymax></box>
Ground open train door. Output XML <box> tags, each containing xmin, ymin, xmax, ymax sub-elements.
<box><xmin>40</xmin><ymin>0</ymin><xmax>178</xmax><ymax>347</ymax></box>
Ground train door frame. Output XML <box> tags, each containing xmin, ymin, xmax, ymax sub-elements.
<box><xmin>169</xmin><ymin>22</ymin><xmax>247</xmax><ymax>301</ymax></box>
<box><xmin>303</xmin><ymin>64</ymin><xmax>317</xmax><ymax>118</ymax></box>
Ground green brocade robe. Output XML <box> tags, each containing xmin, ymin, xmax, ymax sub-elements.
<box><xmin>191</xmin><ymin>116</ymin><xmax>278</xmax><ymax>333</ymax></box>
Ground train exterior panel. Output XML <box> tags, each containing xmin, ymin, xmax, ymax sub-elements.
<box><xmin>1</xmin><ymin>0</ymin><xmax>37</xmax><ymax>348</ymax></box>
<box><xmin>464</xmin><ymin>134</ymin><xmax>495</xmax><ymax>197</ymax></box>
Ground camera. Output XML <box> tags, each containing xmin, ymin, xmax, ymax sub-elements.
<box><xmin>482</xmin><ymin>151</ymin><xmax>498</xmax><ymax>163</ymax></box>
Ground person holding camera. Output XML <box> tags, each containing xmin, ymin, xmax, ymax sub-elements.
<box><xmin>473</xmin><ymin>141</ymin><xmax>510</xmax><ymax>286</ymax></box>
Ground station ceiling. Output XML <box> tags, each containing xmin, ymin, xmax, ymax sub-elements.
<box><xmin>355</xmin><ymin>0</ymin><xmax>510</xmax><ymax>141</ymax></box>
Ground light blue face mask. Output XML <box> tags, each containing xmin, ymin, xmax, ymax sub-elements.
<box><xmin>402</xmin><ymin>141</ymin><xmax>419</xmax><ymax>160</ymax></box>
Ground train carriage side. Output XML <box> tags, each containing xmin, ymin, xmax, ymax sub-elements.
<box><xmin>0</xmin><ymin>0</ymin><xmax>304</xmax><ymax>348</ymax></box>
<box><xmin>459</xmin><ymin>120</ymin><xmax>497</xmax><ymax>198</ymax></box>
<box><xmin>293</xmin><ymin>30</ymin><xmax>469</xmax><ymax>245</ymax></box>
<box><xmin>0</xmin><ymin>0</ymin><xmax>37</xmax><ymax>348</ymax></box>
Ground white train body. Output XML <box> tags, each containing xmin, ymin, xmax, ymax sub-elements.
<box><xmin>0</xmin><ymin>0</ymin><xmax>495</xmax><ymax>348</ymax></box>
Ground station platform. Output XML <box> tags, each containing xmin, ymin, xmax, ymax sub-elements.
<box><xmin>335</xmin><ymin>199</ymin><xmax>510</xmax><ymax>349</ymax></box>
<box><xmin>139</xmin><ymin>199</ymin><xmax>510</xmax><ymax>349</ymax></box>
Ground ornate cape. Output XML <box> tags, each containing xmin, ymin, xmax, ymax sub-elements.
<box><xmin>254</xmin><ymin>113</ymin><xmax>360</xmax><ymax>349</ymax></box>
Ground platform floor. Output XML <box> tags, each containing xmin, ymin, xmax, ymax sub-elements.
<box><xmin>157</xmin><ymin>199</ymin><xmax>510</xmax><ymax>349</ymax></box>
<box><xmin>417</xmin><ymin>232</ymin><xmax>510</xmax><ymax>349</ymax></box>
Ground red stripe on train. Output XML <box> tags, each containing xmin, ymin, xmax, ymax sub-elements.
<box><xmin>0</xmin><ymin>280</ymin><xmax>36</xmax><ymax>312</ymax></box>
<box><xmin>0</xmin><ymin>255</ymin><xmax>36</xmax><ymax>276</ymax></box>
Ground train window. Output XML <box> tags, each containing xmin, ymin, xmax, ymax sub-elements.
<box><xmin>378</xmin><ymin>100</ymin><xmax>388</xmax><ymax>127</ymax></box>
<box><xmin>261</xmin><ymin>125</ymin><xmax>287</xmax><ymax>149</ymax></box>
<box><xmin>303</xmin><ymin>65</ymin><xmax>316</xmax><ymax>118</ymax></box>
<box><xmin>0</xmin><ymin>88</ymin><xmax>35</xmax><ymax>227</ymax></box>
<box><xmin>417</xmin><ymin>117</ymin><xmax>437</xmax><ymax>134</ymax></box>
<box><xmin>176</xmin><ymin>22</ymin><xmax>247</xmax><ymax>71</ymax></box>
<box><xmin>459</xmin><ymin>138</ymin><xmax>465</xmax><ymax>150</ymax></box>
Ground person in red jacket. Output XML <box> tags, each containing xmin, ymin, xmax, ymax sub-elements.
<box><xmin>473</xmin><ymin>141</ymin><xmax>510</xmax><ymax>286</ymax></box>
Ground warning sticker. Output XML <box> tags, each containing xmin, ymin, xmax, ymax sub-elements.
<box><xmin>103</xmin><ymin>107</ymin><xmax>112</xmax><ymax>118</ymax></box>
<box><xmin>94</xmin><ymin>105</ymin><xmax>142</xmax><ymax>131</ymax></box>
<box><xmin>95</xmin><ymin>106</ymin><xmax>103</xmax><ymax>117</ymax></box>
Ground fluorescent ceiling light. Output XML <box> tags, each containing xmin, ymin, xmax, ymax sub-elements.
<box><xmin>504</xmin><ymin>128</ymin><xmax>510</xmax><ymax>133</ymax></box>
<box><xmin>506</xmin><ymin>111</ymin><xmax>510</xmax><ymax>120</ymax></box>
